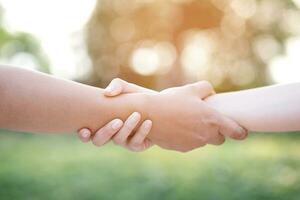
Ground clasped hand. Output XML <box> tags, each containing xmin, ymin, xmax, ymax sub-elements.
<box><xmin>78</xmin><ymin>79</ymin><xmax>247</xmax><ymax>152</ymax></box>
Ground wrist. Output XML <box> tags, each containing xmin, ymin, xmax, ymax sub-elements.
<box><xmin>130</xmin><ymin>92</ymin><xmax>155</xmax><ymax>119</ymax></box>
<box><xmin>205</xmin><ymin>93</ymin><xmax>248</xmax><ymax>130</ymax></box>
<box><xmin>105</xmin><ymin>92</ymin><xmax>154</xmax><ymax>120</ymax></box>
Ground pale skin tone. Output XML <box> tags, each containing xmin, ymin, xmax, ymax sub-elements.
<box><xmin>80</xmin><ymin>79</ymin><xmax>300</xmax><ymax>151</ymax></box>
<box><xmin>0</xmin><ymin>66</ymin><xmax>246</xmax><ymax>152</ymax></box>
<box><xmin>206</xmin><ymin>83</ymin><xmax>300</xmax><ymax>132</ymax></box>
<box><xmin>79</xmin><ymin>79</ymin><xmax>247</xmax><ymax>151</ymax></box>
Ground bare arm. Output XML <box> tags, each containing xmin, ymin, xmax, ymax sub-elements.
<box><xmin>206</xmin><ymin>83</ymin><xmax>300</xmax><ymax>132</ymax></box>
<box><xmin>0</xmin><ymin>68</ymin><xmax>246</xmax><ymax>152</ymax></box>
<box><xmin>0</xmin><ymin>66</ymin><xmax>142</xmax><ymax>134</ymax></box>
<box><xmin>79</xmin><ymin>79</ymin><xmax>247</xmax><ymax>152</ymax></box>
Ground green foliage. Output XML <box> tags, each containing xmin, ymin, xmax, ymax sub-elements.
<box><xmin>1</xmin><ymin>130</ymin><xmax>300</xmax><ymax>200</ymax></box>
<box><xmin>0</xmin><ymin>5</ymin><xmax>49</xmax><ymax>73</ymax></box>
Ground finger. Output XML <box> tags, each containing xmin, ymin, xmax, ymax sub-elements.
<box><xmin>92</xmin><ymin>119</ymin><xmax>123</xmax><ymax>147</ymax></box>
<box><xmin>219</xmin><ymin>116</ymin><xmax>248</xmax><ymax>140</ymax></box>
<box><xmin>209</xmin><ymin>133</ymin><xmax>226</xmax><ymax>145</ymax></box>
<box><xmin>113</xmin><ymin>112</ymin><xmax>141</xmax><ymax>146</ymax></box>
<box><xmin>104</xmin><ymin>78</ymin><xmax>151</xmax><ymax>97</ymax></box>
<box><xmin>104</xmin><ymin>78</ymin><xmax>124</xmax><ymax>96</ymax></box>
<box><xmin>186</xmin><ymin>81</ymin><xmax>215</xmax><ymax>99</ymax></box>
<box><xmin>177</xmin><ymin>142</ymin><xmax>206</xmax><ymax>153</ymax></box>
<box><xmin>144</xmin><ymin>138</ymin><xmax>154</xmax><ymax>149</ymax></box>
<box><xmin>128</xmin><ymin>120</ymin><xmax>153</xmax><ymax>152</ymax></box>
<box><xmin>78</xmin><ymin>128</ymin><xmax>92</xmax><ymax>143</ymax></box>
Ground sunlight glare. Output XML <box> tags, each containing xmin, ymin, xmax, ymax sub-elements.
<box><xmin>269</xmin><ymin>37</ymin><xmax>300</xmax><ymax>83</ymax></box>
<box><xmin>131</xmin><ymin>48</ymin><xmax>160</xmax><ymax>76</ymax></box>
<box><xmin>1</xmin><ymin>0</ymin><xmax>96</xmax><ymax>79</ymax></box>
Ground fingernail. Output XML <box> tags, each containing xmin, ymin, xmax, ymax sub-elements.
<box><xmin>144</xmin><ymin>120</ymin><xmax>152</xmax><ymax>129</ymax></box>
<box><xmin>105</xmin><ymin>85</ymin><xmax>114</xmax><ymax>93</ymax></box>
<box><xmin>237</xmin><ymin>127</ymin><xmax>247</xmax><ymax>139</ymax></box>
<box><xmin>129</xmin><ymin>112</ymin><xmax>141</xmax><ymax>122</ymax></box>
<box><xmin>106</xmin><ymin>80</ymin><xmax>118</xmax><ymax>92</ymax></box>
<box><xmin>81</xmin><ymin>130</ymin><xmax>89</xmax><ymax>138</ymax></box>
<box><xmin>111</xmin><ymin>119</ymin><xmax>123</xmax><ymax>130</ymax></box>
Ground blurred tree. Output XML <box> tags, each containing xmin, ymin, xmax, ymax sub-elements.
<box><xmin>0</xmin><ymin>5</ymin><xmax>49</xmax><ymax>73</ymax></box>
<box><xmin>86</xmin><ymin>0</ymin><xmax>299</xmax><ymax>91</ymax></box>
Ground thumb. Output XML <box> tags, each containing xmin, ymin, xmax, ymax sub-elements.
<box><xmin>104</xmin><ymin>78</ymin><xmax>155</xmax><ymax>97</ymax></box>
<box><xmin>104</xmin><ymin>78</ymin><xmax>124</xmax><ymax>97</ymax></box>
<box><xmin>185</xmin><ymin>81</ymin><xmax>215</xmax><ymax>99</ymax></box>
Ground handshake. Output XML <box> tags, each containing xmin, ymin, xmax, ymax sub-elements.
<box><xmin>77</xmin><ymin>78</ymin><xmax>248</xmax><ymax>153</ymax></box>
<box><xmin>1</xmin><ymin>67</ymin><xmax>297</xmax><ymax>152</ymax></box>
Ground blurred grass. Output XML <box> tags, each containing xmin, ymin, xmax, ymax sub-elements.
<box><xmin>1</xmin><ymin>130</ymin><xmax>300</xmax><ymax>200</ymax></box>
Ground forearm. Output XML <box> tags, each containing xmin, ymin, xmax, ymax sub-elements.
<box><xmin>0</xmin><ymin>67</ymin><xmax>143</xmax><ymax>133</ymax></box>
<box><xmin>206</xmin><ymin>83</ymin><xmax>300</xmax><ymax>132</ymax></box>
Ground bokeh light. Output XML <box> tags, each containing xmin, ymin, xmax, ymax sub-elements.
<box><xmin>269</xmin><ymin>37</ymin><xmax>300</xmax><ymax>83</ymax></box>
<box><xmin>110</xmin><ymin>18</ymin><xmax>136</xmax><ymax>42</ymax></box>
<box><xmin>81</xmin><ymin>0</ymin><xmax>300</xmax><ymax>90</ymax></box>
<box><xmin>253</xmin><ymin>34</ymin><xmax>281</xmax><ymax>63</ymax></box>
<box><xmin>2</xmin><ymin>0</ymin><xmax>299</xmax><ymax>89</ymax></box>
<box><xmin>1</xmin><ymin>1</ymin><xmax>300</xmax><ymax>200</ymax></box>
<box><xmin>180</xmin><ymin>31</ymin><xmax>215</xmax><ymax>80</ymax></box>
<box><xmin>131</xmin><ymin>47</ymin><xmax>160</xmax><ymax>76</ymax></box>
<box><xmin>0</xmin><ymin>0</ymin><xmax>96</xmax><ymax>79</ymax></box>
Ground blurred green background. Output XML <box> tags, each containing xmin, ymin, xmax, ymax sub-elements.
<box><xmin>1</xmin><ymin>0</ymin><xmax>300</xmax><ymax>199</ymax></box>
<box><xmin>1</xmin><ymin>130</ymin><xmax>300</xmax><ymax>200</ymax></box>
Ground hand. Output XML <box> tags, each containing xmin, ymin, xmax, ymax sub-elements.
<box><xmin>142</xmin><ymin>81</ymin><xmax>248</xmax><ymax>152</ymax></box>
<box><xmin>79</xmin><ymin>79</ymin><xmax>248</xmax><ymax>153</ymax></box>
<box><xmin>77</xmin><ymin>79</ymin><xmax>154</xmax><ymax>152</ymax></box>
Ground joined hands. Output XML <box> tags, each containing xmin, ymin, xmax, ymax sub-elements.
<box><xmin>1</xmin><ymin>67</ymin><xmax>298</xmax><ymax>152</ymax></box>
<box><xmin>78</xmin><ymin>79</ymin><xmax>247</xmax><ymax>152</ymax></box>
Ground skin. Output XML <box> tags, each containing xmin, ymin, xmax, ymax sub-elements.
<box><xmin>0</xmin><ymin>67</ymin><xmax>145</xmax><ymax>133</ymax></box>
<box><xmin>79</xmin><ymin>111</ymin><xmax>153</xmax><ymax>152</ymax></box>
<box><xmin>206</xmin><ymin>83</ymin><xmax>300</xmax><ymax>132</ymax></box>
<box><xmin>81</xmin><ymin>80</ymin><xmax>300</xmax><ymax>151</ymax></box>
<box><xmin>78</xmin><ymin>79</ymin><xmax>157</xmax><ymax>152</ymax></box>
<box><xmin>143</xmin><ymin>83</ymin><xmax>246</xmax><ymax>151</ymax></box>
<box><xmin>80</xmin><ymin>79</ymin><xmax>247</xmax><ymax>152</ymax></box>
<box><xmin>0</xmin><ymin>67</ymin><xmax>246</xmax><ymax>152</ymax></box>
